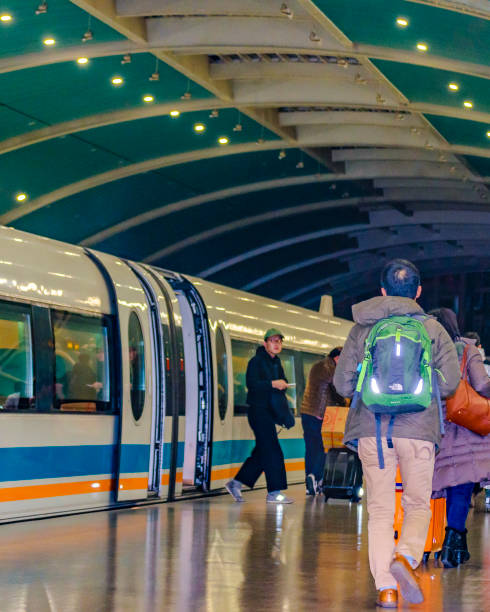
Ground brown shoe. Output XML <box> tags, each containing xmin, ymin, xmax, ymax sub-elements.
<box><xmin>389</xmin><ymin>554</ymin><xmax>423</xmax><ymax>604</ymax></box>
<box><xmin>376</xmin><ymin>588</ymin><xmax>398</xmax><ymax>608</ymax></box>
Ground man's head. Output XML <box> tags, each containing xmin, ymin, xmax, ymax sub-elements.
<box><xmin>380</xmin><ymin>258</ymin><xmax>421</xmax><ymax>300</ymax></box>
<box><xmin>328</xmin><ymin>346</ymin><xmax>343</xmax><ymax>364</ymax></box>
<box><xmin>263</xmin><ymin>328</ymin><xmax>284</xmax><ymax>357</ymax></box>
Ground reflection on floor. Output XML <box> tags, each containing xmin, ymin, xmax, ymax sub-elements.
<box><xmin>0</xmin><ymin>485</ymin><xmax>488</xmax><ymax>611</ymax></box>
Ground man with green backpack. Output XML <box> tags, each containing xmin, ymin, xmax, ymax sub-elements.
<box><xmin>334</xmin><ymin>259</ymin><xmax>460</xmax><ymax>608</ymax></box>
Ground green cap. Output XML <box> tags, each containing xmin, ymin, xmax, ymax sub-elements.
<box><xmin>264</xmin><ymin>328</ymin><xmax>284</xmax><ymax>340</ymax></box>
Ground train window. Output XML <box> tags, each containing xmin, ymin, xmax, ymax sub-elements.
<box><xmin>52</xmin><ymin>311</ymin><xmax>111</xmax><ymax>413</ymax></box>
<box><xmin>216</xmin><ymin>327</ymin><xmax>228</xmax><ymax>420</ymax></box>
<box><xmin>0</xmin><ymin>306</ymin><xmax>34</xmax><ymax>411</ymax></box>
<box><xmin>231</xmin><ymin>339</ymin><xmax>255</xmax><ymax>415</ymax></box>
<box><xmin>128</xmin><ymin>311</ymin><xmax>145</xmax><ymax>421</ymax></box>
<box><xmin>280</xmin><ymin>349</ymin><xmax>297</xmax><ymax>414</ymax></box>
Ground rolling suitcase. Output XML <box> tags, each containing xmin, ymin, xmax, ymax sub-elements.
<box><xmin>322</xmin><ymin>447</ymin><xmax>363</xmax><ymax>503</ymax></box>
<box><xmin>394</xmin><ymin>467</ymin><xmax>446</xmax><ymax>562</ymax></box>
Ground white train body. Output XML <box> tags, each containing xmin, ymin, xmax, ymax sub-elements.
<box><xmin>0</xmin><ymin>225</ymin><xmax>352</xmax><ymax>521</ymax></box>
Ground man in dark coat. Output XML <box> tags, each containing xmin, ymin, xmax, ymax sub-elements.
<box><xmin>226</xmin><ymin>328</ymin><xmax>294</xmax><ymax>504</ymax></box>
<box><xmin>300</xmin><ymin>346</ymin><xmax>344</xmax><ymax>496</ymax></box>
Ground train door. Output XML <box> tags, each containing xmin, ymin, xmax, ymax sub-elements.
<box><xmin>163</xmin><ymin>273</ymin><xmax>213</xmax><ymax>492</ymax></box>
<box><xmin>87</xmin><ymin>251</ymin><xmax>156</xmax><ymax>502</ymax></box>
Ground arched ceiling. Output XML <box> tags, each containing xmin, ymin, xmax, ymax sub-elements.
<box><xmin>2</xmin><ymin>0</ymin><xmax>490</xmax><ymax>318</ymax></box>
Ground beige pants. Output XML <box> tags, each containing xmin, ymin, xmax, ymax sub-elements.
<box><xmin>358</xmin><ymin>436</ymin><xmax>435</xmax><ymax>590</ymax></box>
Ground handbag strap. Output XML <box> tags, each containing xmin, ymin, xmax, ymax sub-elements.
<box><xmin>461</xmin><ymin>345</ymin><xmax>470</xmax><ymax>381</ymax></box>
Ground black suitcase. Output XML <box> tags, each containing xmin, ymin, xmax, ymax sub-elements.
<box><xmin>322</xmin><ymin>447</ymin><xmax>363</xmax><ymax>503</ymax></box>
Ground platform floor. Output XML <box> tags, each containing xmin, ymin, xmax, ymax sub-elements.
<box><xmin>0</xmin><ymin>485</ymin><xmax>489</xmax><ymax>611</ymax></box>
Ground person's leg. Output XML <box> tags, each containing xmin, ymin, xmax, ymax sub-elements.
<box><xmin>395</xmin><ymin>438</ymin><xmax>435</xmax><ymax>566</ymax></box>
<box><xmin>234</xmin><ymin>408</ymin><xmax>264</xmax><ymax>489</ymax></box>
<box><xmin>301</xmin><ymin>413</ymin><xmax>315</xmax><ymax>479</ymax></box>
<box><xmin>358</xmin><ymin>437</ymin><xmax>397</xmax><ymax>591</ymax></box>
<box><xmin>301</xmin><ymin>414</ymin><xmax>325</xmax><ymax>485</ymax></box>
<box><xmin>446</xmin><ymin>482</ymin><xmax>474</xmax><ymax>531</ymax></box>
<box><xmin>255</xmin><ymin>411</ymin><xmax>288</xmax><ymax>493</ymax></box>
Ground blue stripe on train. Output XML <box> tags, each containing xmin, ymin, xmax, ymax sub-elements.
<box><xmin>211</xmin><ymin>438</ymin><xmax>305</xmax><ymax>467</ymax></box>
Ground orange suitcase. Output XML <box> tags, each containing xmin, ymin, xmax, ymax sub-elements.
<box><xmin>321</xmin><ymin>405</ymin><xmax>348</xmax><ymax>452</ymax></box>
<box><xmin>394</xmin><ymin>467</ymin><xmax>446</xmax><ymax>562</ymax></box>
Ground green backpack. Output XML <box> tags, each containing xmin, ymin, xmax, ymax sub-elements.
<box><xmin>354</xmin><ymin>315</ymin><xmax>442</xmax><ymax>468</ymax></box>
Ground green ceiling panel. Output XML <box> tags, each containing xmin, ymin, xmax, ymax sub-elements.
<box><xmin>79</xmin><ymin>109</ymin><xmax>279</xmax><ymax>163</ymax></box>
<box><xmin>317</xmin><ymin>0</ymin><xmax>490</xmax><ymax>65</ymax></box>
<box><xmin>13</xmin><ymin>148</ymin><xmax>324</xmax><ymax>243</ymax></box>
<box><xmin>372</xmin><ymin>60</ymin><xmax>490</xmax><ymax>114</ymax></box>
<box><xmin>0</xmin><ymin>137</ymin><xmax>122</xmax><ymax>212</ymax></box>
<box><xmin>425</xmin><ymin>114</ymin><xmax>490</xmax><ymax>148</ymax></box>
<box><xmin>0</xmin><ymin>53</ymin><xmax>212</xmax><ymax>133</ymax></box>
<box><xmin>0</xmin><ymin>0</ymin><xmax>123</xmax><ymax>58</ymax></box>
<box><xmin>463</xmin><ymin>155</ymin><xmax>490</xmax><ymax>177</ymax></box>
<box><xmin>0</xmin><ymin>104</ymin><xmax>42</xmax><ymax>140</ymax></box>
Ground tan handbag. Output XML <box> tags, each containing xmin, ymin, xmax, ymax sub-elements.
<box><xmin>446</xmin><ymin>345</ymin><xmax>490</xmax><ymax>436</ymax></box>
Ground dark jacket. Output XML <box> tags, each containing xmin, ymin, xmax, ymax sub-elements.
<box><xmin>433</xmin><ymin>337</ymin><xmax>490</xmax><ymax>495</ymax></box>
<box><xmin>333</xmin><ymin>296</ymin><xmax>461</xmax><ymax>450</ymax></box>
<box><xmin>301</xmin><ymin>357</ymin><xmax>344</xmax><ymax>419</ymax></box>
<box><xmin>246</xmin><ymin>346</ymin><xmax>287</xmax><ymax>409</ymax></box>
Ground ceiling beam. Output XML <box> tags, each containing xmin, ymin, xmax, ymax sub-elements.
<box><xmin>406</xmin><ymin>0</ymin><xmax>490</xmax><ymax>20</ymax></box>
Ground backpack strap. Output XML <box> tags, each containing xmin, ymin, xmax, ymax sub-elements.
<box><xmin>386</xmin><ymin>415</ymin><xmax>395</xmax><ymax>449</ymax></box>
<box><xmin>461</xmin><ymin>345</ymin><xmax>470</xmax><ymax>381</ymax></box>
<box><xmin>432</xmin><ymin>370</ymin><xmax>445</xmax><ymax>436</ymax></box>
<box><xmin>375</xmin><ymin>414</ymin><xmax>385</xmax><ymax>470</ymax></box>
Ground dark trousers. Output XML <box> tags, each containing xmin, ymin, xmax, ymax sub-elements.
<box><xmin>301</xmin><ymin>413</ymin><xmax>325</xmax><ymax>482</ymax></box>
<box><xmin>446</xmin><ymin>482</ymin><xmax>474</xmax><ymax>532</ymax></box>
<box><xmin>235</xmin><ymin>406</ymin><xmax>287</xmax><ymax>493</ymax></box>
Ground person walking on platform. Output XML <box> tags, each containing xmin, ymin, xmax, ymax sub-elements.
<box><xmin>430</xmin><ymin>309</ymin><xmax>490</xmax><ymax>568</ymax></box>
<box><xmin>334</xmin><ymin>259</ymin><xmax>460</xmax><ymax>608</ymax></box>
<box><xmin>226</xmin><ymin>329</ymin><xmax>294</xmax><ymax>504</ymax></box>
<box><xmin>300</xmin><ymin>347</ymin><xmax>344</xmax><ymax>496</ymax></box>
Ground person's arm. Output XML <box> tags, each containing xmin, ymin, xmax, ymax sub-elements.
<box><xmin>466</xmin><ymin>346</ymin><xmax>490</xmax><ymax>398</ymax></box>
<box><xmin>333</xmin><ymin>326</ymin><xmax>361</xmax><ymax>398</ymax></box>
<box><xmin>432</xmin><ymin>325</ymin><xmax>460</xmax><ymax>398</ymax></box>
<box><xmin>246</xmin><ymin>357</ymin><xmax>273</xmax><ymax>392</ymax></box>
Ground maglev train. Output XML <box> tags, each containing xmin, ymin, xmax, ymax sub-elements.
<box><xmin>0</xmin><ymin>225</ymin><xmax>352</xmax><ymax>522</ymax></box>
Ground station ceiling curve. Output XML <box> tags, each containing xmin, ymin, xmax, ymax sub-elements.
<box><xmin>1</xmin><ymin>0</ymin><xmax>490</xmax><ymax>319</ymax></box>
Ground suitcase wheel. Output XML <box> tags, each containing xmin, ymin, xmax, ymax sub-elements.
<box><xmin>324</xmin><ymin>495</ymin><xmax>329</xmax><ymax>503</ymax></box>
<box><xmin>422</xmin><ymin>552</ymin><xmax>430</xmax><ymax>564</ymax></box>
<box><xmin>434</xmin><ymin>551</ymin><xmax>441</xmax><ymax>560</ymax></box>
<box><xmin>350</xmin><ymin>494</ymin><xmax>362</xmax><ymax>503</ymax></box>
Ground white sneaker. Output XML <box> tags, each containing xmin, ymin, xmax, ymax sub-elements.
<box><xmin>266</xmin><ymin>491</ymin><xmax>294</xmax><ymax>504</ymax></box>
<box><xmin>225</xmin><ymin>479</ymin><xmax>244</xmax><ymax>502</ymax></box>
<box><xmin>306</xmin><ymin>474</ymin><xmax>317</xmax><ymax>496</ymax></box>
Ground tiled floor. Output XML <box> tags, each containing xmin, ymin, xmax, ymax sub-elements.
<box><xmin>0</xmin><ymin>485</ymin><xmax>488</xmax><ymax>611</ymax></box>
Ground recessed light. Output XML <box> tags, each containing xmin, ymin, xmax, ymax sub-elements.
<box><xmin>143</xmin><ymin>95</ymin><xmax>154</xmax><ymax>103</ymax></box>
<box><xmin>416</xmin><ymin>43</ymin><xmax>428</xmax><ymax>52</ymax></box>
<box><xmin>169</xmin><ymin>110</ymin><xmax>180</xmax><ymax>117</ymax></box>
<box><xmin>77</xmin><ymin>57</ymin><xmax>88</xmax><ymax>65</ymax></box>
<box><xmin>218</xmin><ymin>136</ymin><xmax>229</xmax><ymax>145</ymax></box>
<box><xmin>396</xmin><ymin>17</ymin><xmax>409</xmax><ymax>27</ymax></box>
<box><xmin>486</xmin><ymin>130</ymin><xmax>490</xmax><ymax>138</ymax></box>
<box><xmin>463</xmin><ymin>101</ymin><xmax>473</xmax><ymax>108</ymax></box>
<box><xmin>194</xmin><ymin>123</ymin><xmax>205</xmax><ymax>133</ymax></box>
<box><xmin>16</xmin><ymin>193</ymin><xmax>27</xmax><ymax>202</ymax></box>
<box><xmin>448</xmin><ymin>82</ymin><xmax>459</xmax><ymax>91</ymax></box>
<box><xmin>111</xmin><ymin>77</ymin><xmax>123</xmax><ymax>85</ymax></box>
<box><xmin>43</xmin><ymin>38</ymin><xmax>55</xmax><ymax>46</ymax></box>
<box><xmin>1</xmin><ymin>14</ymin><xmax>12</xmax><ymax>22</ymax></box>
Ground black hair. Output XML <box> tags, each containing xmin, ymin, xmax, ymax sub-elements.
<box><xmin>328</xmin><ymin>346</ymin><xmax>342</xmax><ymax>360</ymax></box>
<box><xmin>465</xmin><ymin>331</ymin><xmax>481</xmax><ymax>346</ymax></box>
<box><xmin>428</xmin><ymin>307</ymin><xmax>461</xmax><ymax>341</ymax></box>
<box><xmin>380</xmin><ymin>258</ymin><xmax>420</xmax><ymax>298</ymax></box>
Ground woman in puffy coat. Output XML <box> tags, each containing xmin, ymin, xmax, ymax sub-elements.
<box><xmin>430</xmin><ymin>307</ymin><xmax>490</xmax><ymax>568</ymax></box>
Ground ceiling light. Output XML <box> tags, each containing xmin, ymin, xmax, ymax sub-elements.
<box><xmin>111</xmin><ymin>76</ymin><xmax>123</xmax><ymax>85</ymax></box>
<box><xmin>76</xmin><ymin>57</ymin><xmax>88</xmax><ymax>65</ymax></box>
<box><xmin>0</xmin><ymin>14</ymin><xmax>12</xmax><ymax>22</ymax></box>
<box><xmin>463</xmin><ymin>101</ymin><xmax>473</xmax><ymax>108</ymax></box>
<box><xmin>194</xmin><ymin>123</ymin><xmax>205</xmax><ymax>133</ymax></box>
<box><xmin>16</xmin><ymin>193</ymin><xmax>27</xmax><ymax>202</ymax></box>
<box><xmin>43</xmin><ymin>38</ymin><xmax>55</xmax><ymax>46</ymax></box>
<box><xmin>486</xmin><ymin>130</ymin><xmax>490</xmax><ymax>138</ymax></box>
<box><xmin>396</xmin><ymin>17</ymin><xmax>409</xmax><ymax>27</ymax></box>
<box><xmin>278</xmin><ymin>150</ymin><xmax>286</xmax><ymax>159</ymax></box>
<box><xmin>143</xmin><ymin>95</ymin><xmax>154</xmax><ymax>103</ymax></box>
<box><xmin>416</xmin><ymin>43</ymin><xmax>428</xmax><ymax>52</ymax></box>
<box><xmin>82</xmin><ymin>29</ymin><xmax>93</xmax><ymax>42</ymax></box>
<box><xmin>169</xmin><ymin>110</ymin><xmax>180</xmax><ymax>117</ymax></box>
<box><xmin>35</xmin><ymin>2</ymin><xmax>48</xmax><ymax>15</ymax></box>
<box><xmin>209</xmin><ymin>109</ymin><xmax>219</xmax><ymax>118</ymax></box>
<box><xmin>280</xmin><ymin>3</ymin><xmax>293</xmax><ymax>18</ymax></box>
<box><xmin>218</xmin><ymin>136</ymin><xmax>229</xmax><ymax>145</ymax></box>
<box><xmin>448</xmin><ymin>82</ymin><xmax>459</xmax><ymax>91</ymax></box>
<box><xmin>309</xmin><ymin>31</ymin><xmax>321</xmax><ymax>43</ymax></box>
<box><xmin>121</xmin><ymin>54</ymin><xmax>131</xmax><ymax>64</ymax></box>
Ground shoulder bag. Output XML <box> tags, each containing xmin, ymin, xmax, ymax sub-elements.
<box><xmin>446</xmin><ymin>345</ymin><xmax>490</xmax><ymax>436</ymax></box>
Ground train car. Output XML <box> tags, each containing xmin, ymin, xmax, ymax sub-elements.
<box><xmin>0</xmin><ymin>225</ymin><xmax>352</xmax><ymax>522</ymax></box>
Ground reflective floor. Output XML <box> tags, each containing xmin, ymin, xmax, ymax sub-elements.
<box><xmin>0</xmin><ymin>486</ymin><xmax>489</xmax><ymax>611</ymax></box>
